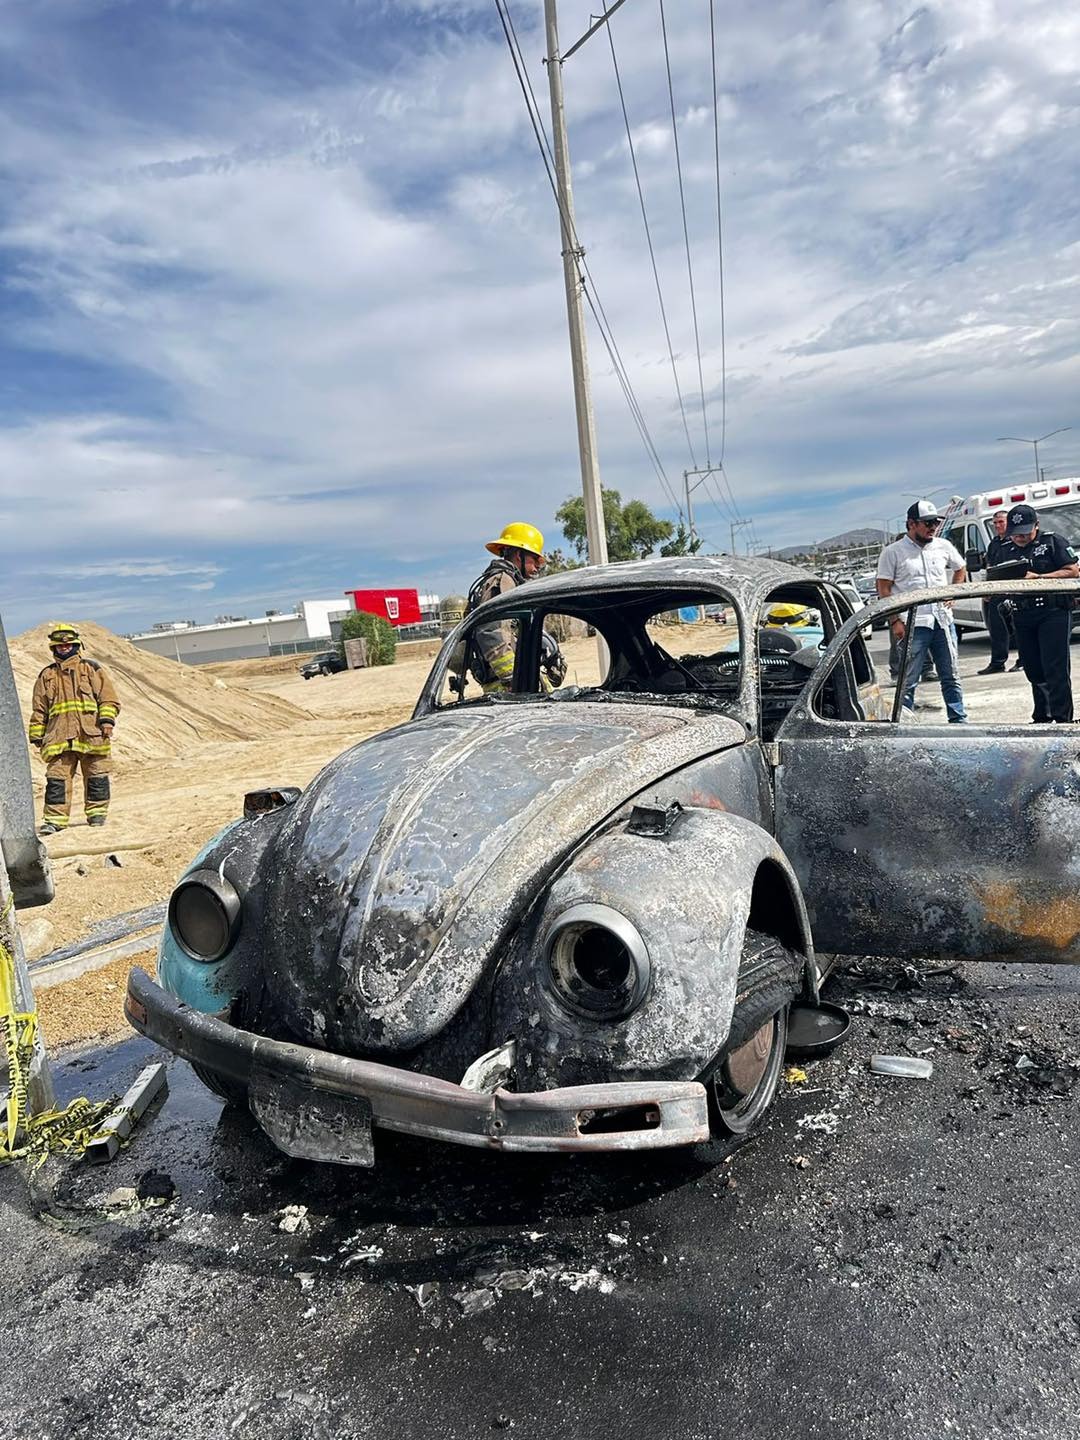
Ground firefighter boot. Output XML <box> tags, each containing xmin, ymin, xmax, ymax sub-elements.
<box><xmin>84</xmin><ymin>759</ymin><xmax>111</xmax><ymax>826</ymax></box>
<box><xmin>42</xmin><ymin>751</ymin><xmax>79</xmax><ymax>832</ymax></box>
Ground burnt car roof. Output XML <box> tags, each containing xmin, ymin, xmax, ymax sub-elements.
<box><xmin>475</xmin><ymin>554</ymin><xmax>818</xmax><ymax>619</ymax></box>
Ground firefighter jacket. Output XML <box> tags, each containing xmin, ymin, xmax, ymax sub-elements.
<box><xmin>29</xmin><ymin>654</ymin><xmax>120</xmax><ymax>761</ymax></box>
<box><xmin>465</xmin><ymin>559</ymin><xmax>522</xmax><ymax>690</ymax></box>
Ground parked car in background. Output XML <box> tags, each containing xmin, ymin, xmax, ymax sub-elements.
<box><xmin>299</xmin><ymin>651</ymin><xmax>346</xmax><ymax>679</ymax></box>
<box><xmin>854</xmin><ymin>574</ymin><xmax>888</xmax><ymax>628</ymax></box>
<box><xmin>127</xmin><ymin>556</ymin><xmax>1080</xmax><ymax>1173</ymax></box>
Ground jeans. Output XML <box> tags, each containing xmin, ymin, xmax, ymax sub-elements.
<box><xmin>902</xmin><ymin>620</ymin><xmax>967</xmax><ymax>722</ymax></box>
<box><xmin>889</xmin><ymin>627</ymin><xmax>935</xmax><ymax>680</ymax></box>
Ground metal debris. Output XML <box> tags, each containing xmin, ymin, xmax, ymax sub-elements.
<box><xmin>276</xmin><ymin>1204</ymin><xmax>310</xmax><ymax>1235</ymax></box>
<box><xmin>796</xmin><ymin>1109</ymin><xmax>839</xmax><ymax>1134</ymax></box>
<box><xmin>454</xmin><ymin>1287</ymin><xmax>496</xmax><ymax>1315</ymax></box>
<box><xmin>405</xmin><ymin>1282</ymin><xmax>438</xmax><ymax>1310</ymax></box>
<box><xmin>460</xmin><ymin>1040</ymin><xmax>516</xmax><ymax>1095</ymax></box>
<box><xmin>870</xmin><ymin>1054</ymin><xmax>934</xmax><ymax>1079</ymax></box>
<box><xmin>341</xmin><ymin>1244</ymin><xmax>384</xmax><ymax>1267</ymax></box>
<box><xmin>556</xmin><ymin>1268</ymin><xmax>615</xmax><ymax>1295</ymax></box>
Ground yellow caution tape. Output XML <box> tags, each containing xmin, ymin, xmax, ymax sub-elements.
<box><xmin>0</xmin><ymin>895</ymin><xmax>116</xmax><ymax>1166</ymax></box>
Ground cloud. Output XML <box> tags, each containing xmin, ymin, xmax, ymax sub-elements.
<box><xmin>0</xmin><ymin>0</ymin><xmax>1078</xmax><ymax>633</ymax></box>
<box><xmin>39</xmin><ymin>559</ymin><xmax>225</xmax><ymax>580</ymax></box>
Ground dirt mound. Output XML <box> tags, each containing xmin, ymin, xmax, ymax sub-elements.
<box><xmin>9</xmin><ymin>620</ymin><xmax>309</xmax><ymax>767</ymax></box>
<box><xmin>202</xmin><ymin>654</ymin><xmax>312</xmax><ymax>679</ymax></box>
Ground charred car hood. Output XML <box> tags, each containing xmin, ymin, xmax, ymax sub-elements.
<box><xmin>263</xmin><ymin>701</ymin><xmax>745</xmax><ymax>1054</ymax></box>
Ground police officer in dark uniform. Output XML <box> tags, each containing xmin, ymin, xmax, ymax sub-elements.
<box><xmin>996</xmin><ymin>504</ymin><xmax>1080</xmax><ymax>722</ymax></box>
<box><xmin>977</xmin><ymin>509</ymin><xmax>1021</xmax><ymax>674</ymax></box>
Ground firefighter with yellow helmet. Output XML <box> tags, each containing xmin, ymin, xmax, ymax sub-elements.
<box><xmin>28</xmin><ymin>623</ymin><xmax>120</xmax><ymax>834</ymax></box>
<box><xmin>464</xmin><ymin>523</ymin><xmax>548</xmax><ymax>693</ymax></box>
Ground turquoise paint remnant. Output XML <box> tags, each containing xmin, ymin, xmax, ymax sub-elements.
<box><xmin>158</xmin><ymin>821</ymin><xmax>242</xmax><ymax>1014</ymax></box>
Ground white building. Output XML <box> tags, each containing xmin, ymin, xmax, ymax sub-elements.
<box><xmin>129</xmin><ymin>597</ymin><xmax>348</xmax><ymax>665</ymax></box>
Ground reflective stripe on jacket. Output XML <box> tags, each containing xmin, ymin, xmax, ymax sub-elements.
<box><xmin>29</xmin><ymin>655</ymin><xmax>121</xmax><ymax>760</ymax></box>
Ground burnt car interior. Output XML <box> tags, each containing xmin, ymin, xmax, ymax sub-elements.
<box><xmin>442</xmin><ymin>581</ymin><xmax>876</xmax><ymax>737</ymax></box>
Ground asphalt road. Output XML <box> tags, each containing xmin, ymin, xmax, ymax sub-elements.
<box><xmin>4</xmin><ymin>623</ymin><xmax>1079</xmax><ymax>1440</ymax></box>
<box><xmin>2</xmin><ymin>954</ymin><xmax>1079</xmax><ymax>1440</ymax></box>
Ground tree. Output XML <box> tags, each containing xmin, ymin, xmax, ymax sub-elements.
<box><xmin>338</xmin><ymin>610</ymin><xmax>396</xmax><ymax>666</ymax></box>
<box><xmin>659</xmin><ymin>523</ymin><xmax>703</xmax><ymax>557</ymax></box>
<box><xmin>543</xmin><ymin>547</ymin><xmax>582</xmax><ymax>574</ymax></box>
<box><xmin>556</xmin><ymin>489</ymin><xmax>674</xmax><ymax>562</ymax></box>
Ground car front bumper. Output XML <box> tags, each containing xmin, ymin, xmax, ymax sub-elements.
<box><xmin>125</xmin><ymin>969</ymin><xmax>711</xmax><ymax>1164</ymax></box>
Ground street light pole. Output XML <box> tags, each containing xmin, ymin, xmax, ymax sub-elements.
<box><xmin>996</xmin><ymin>428</ymin><xmax>1072</xmax><ymax>485</ymax></box>
<box><xmin>543</xmin><ymin>0</ymin><xmax>608</xmax><ymax>568</ymax></box>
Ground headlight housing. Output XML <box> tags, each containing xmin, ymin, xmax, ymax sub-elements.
<box><xmin>168</xmin><ymin>869</ymin><xmax>242</xmax><ymax>962</ymax></box>
<box><xmin>544</xmin><ymin>903</ymin><xmax>651</xmax><ymax>1021</ymax></box>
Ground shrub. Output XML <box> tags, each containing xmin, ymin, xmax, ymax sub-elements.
<box><xmin>338</xmin><ymin>610</ymin><xmax>397</xmax><ymax>667</ymax></box>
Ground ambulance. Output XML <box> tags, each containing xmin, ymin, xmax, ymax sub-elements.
<box><xmin>940</xmin><ymin>477</ymin><xmax>1080</xmax><ymax>635</ymax></box>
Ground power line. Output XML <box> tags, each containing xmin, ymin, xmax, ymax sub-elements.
<box><xmin>494</xmin><ymin>0</ymin><xmax>684</xmax><ymax>519</ymax></box>
<box><xmin>604</xmin><ymin>3</ymin><xmax>699</xmax><ymax>470</ymax></box>
<box><xmin>708</xmin><ymin>0</ymin><xmax>728</xmax><ymax>466</ymax></box>
<box><xmin>659</xmin><ymin>0</ymin><xmax>711</xmax><ymax>465</ymax></box>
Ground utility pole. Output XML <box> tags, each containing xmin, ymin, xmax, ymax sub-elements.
<box><xmin>729</xmin><ymin>517</ymin><xmax>751</xmax><ymax>555</ymax></box>
<box><xmin>543</xmin><ymin>0</ymin><xmax>608</xmax><ymax>568</ymax></box>
<box><xmin>997</xmin><ymin>428</ymin><xmax>1072</xmax><ymax>486</ymax></box>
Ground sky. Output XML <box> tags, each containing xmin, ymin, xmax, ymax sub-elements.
<box><xmin>1</xmin><ymin>0</ymin><xmax>1078</xmax><ymax>635</ymax></box>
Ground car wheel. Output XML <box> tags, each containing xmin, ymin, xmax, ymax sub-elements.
<box><xmin>191</xmin><ymin>1060</ymin><xmax>247</xmax><ymax>1105</ymax></box>
<box><xmin>704</xmin><ymin>927</ymin><xmax>798</xmax><ymax>1139</ymax></box>
<box><xmin>708</xmin><ymin>1007</ymin><xmax>788</xmax><ymax>1136</ymax></box>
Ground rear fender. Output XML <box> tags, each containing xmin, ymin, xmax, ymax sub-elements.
<box><xmin>499</xmin><ymin>808</ymin><xmax>815</xmax><ymax>1089</ymax></box>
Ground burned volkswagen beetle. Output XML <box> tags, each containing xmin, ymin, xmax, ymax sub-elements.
<box><xmin>126</xmin><ymin>556</ymin><xmax>1080</xmax><ymax>1165</ymax></box>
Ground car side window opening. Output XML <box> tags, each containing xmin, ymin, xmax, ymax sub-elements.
<box><xmin>757</xmin><ymin>583</ymin><xmax>872</xmax><ymax>736</ymax></box>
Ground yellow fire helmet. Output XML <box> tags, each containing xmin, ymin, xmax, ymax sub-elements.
<box><xmin>486</xmin><ymin>522</ymin><xmax>545</xmax><ymax>559</ymax></box>
<box><xmin>47</xmin><ymin>622</ymin><xmax>81</xmax><ymax>646</ymax></box>
<box><xmin>764</xmin><ymin>603</ymin><xmax>811</xmax><ymax>627</ymax></box>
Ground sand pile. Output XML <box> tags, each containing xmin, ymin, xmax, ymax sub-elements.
<box><xmin>9</xmin><ymin>620</ymin><xmax>309</xmax><ymax>767</ymax></box>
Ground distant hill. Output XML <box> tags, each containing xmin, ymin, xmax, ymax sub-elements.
<box><xmin>776</xmin><ymin>526</ymin><xmax>888</xmax><ymax>559</ymax></box>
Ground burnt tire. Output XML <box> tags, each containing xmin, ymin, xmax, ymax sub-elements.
<box><xmin>704</xmin><ymin>927</ymin><xmax>800</xmax><ymax>1139</ymax></box>
<box><xmin>191</xmin><ymin>1061</ymin><xmax>247</xmax><ymax>1105</ymax></box>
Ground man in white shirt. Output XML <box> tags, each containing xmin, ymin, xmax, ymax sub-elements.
<box><xmin>876</xmin><ymin>499</ymin><xmax>968</xmax><ymax>722</ymax></box>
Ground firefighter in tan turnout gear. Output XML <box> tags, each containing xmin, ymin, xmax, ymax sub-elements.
<box><xmin>28</xmin><ymin>624</ymin><xmax>120</xmax><ymax>834</ymax></box>
<box><xmin>465</xmin><ymin>523</ymin><xmax>547</xmax><ymax>693</ymax></box>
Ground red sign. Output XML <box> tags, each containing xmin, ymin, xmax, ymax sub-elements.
<box><xmin>346</xmin><ymin>589</ymin><xmax>422</xmax><ymax>627</ymax></box>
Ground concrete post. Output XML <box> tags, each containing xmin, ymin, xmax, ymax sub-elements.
<box><xmin>0</xmin><ymin>615</ymin><xmax>56</xmax><ymax>1117</ymax></box>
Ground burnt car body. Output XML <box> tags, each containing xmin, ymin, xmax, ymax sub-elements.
<box><xmin>126</xmin><ymin>557</ymin><xmax>1080</xmax><ymax>1166</ymax></box>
